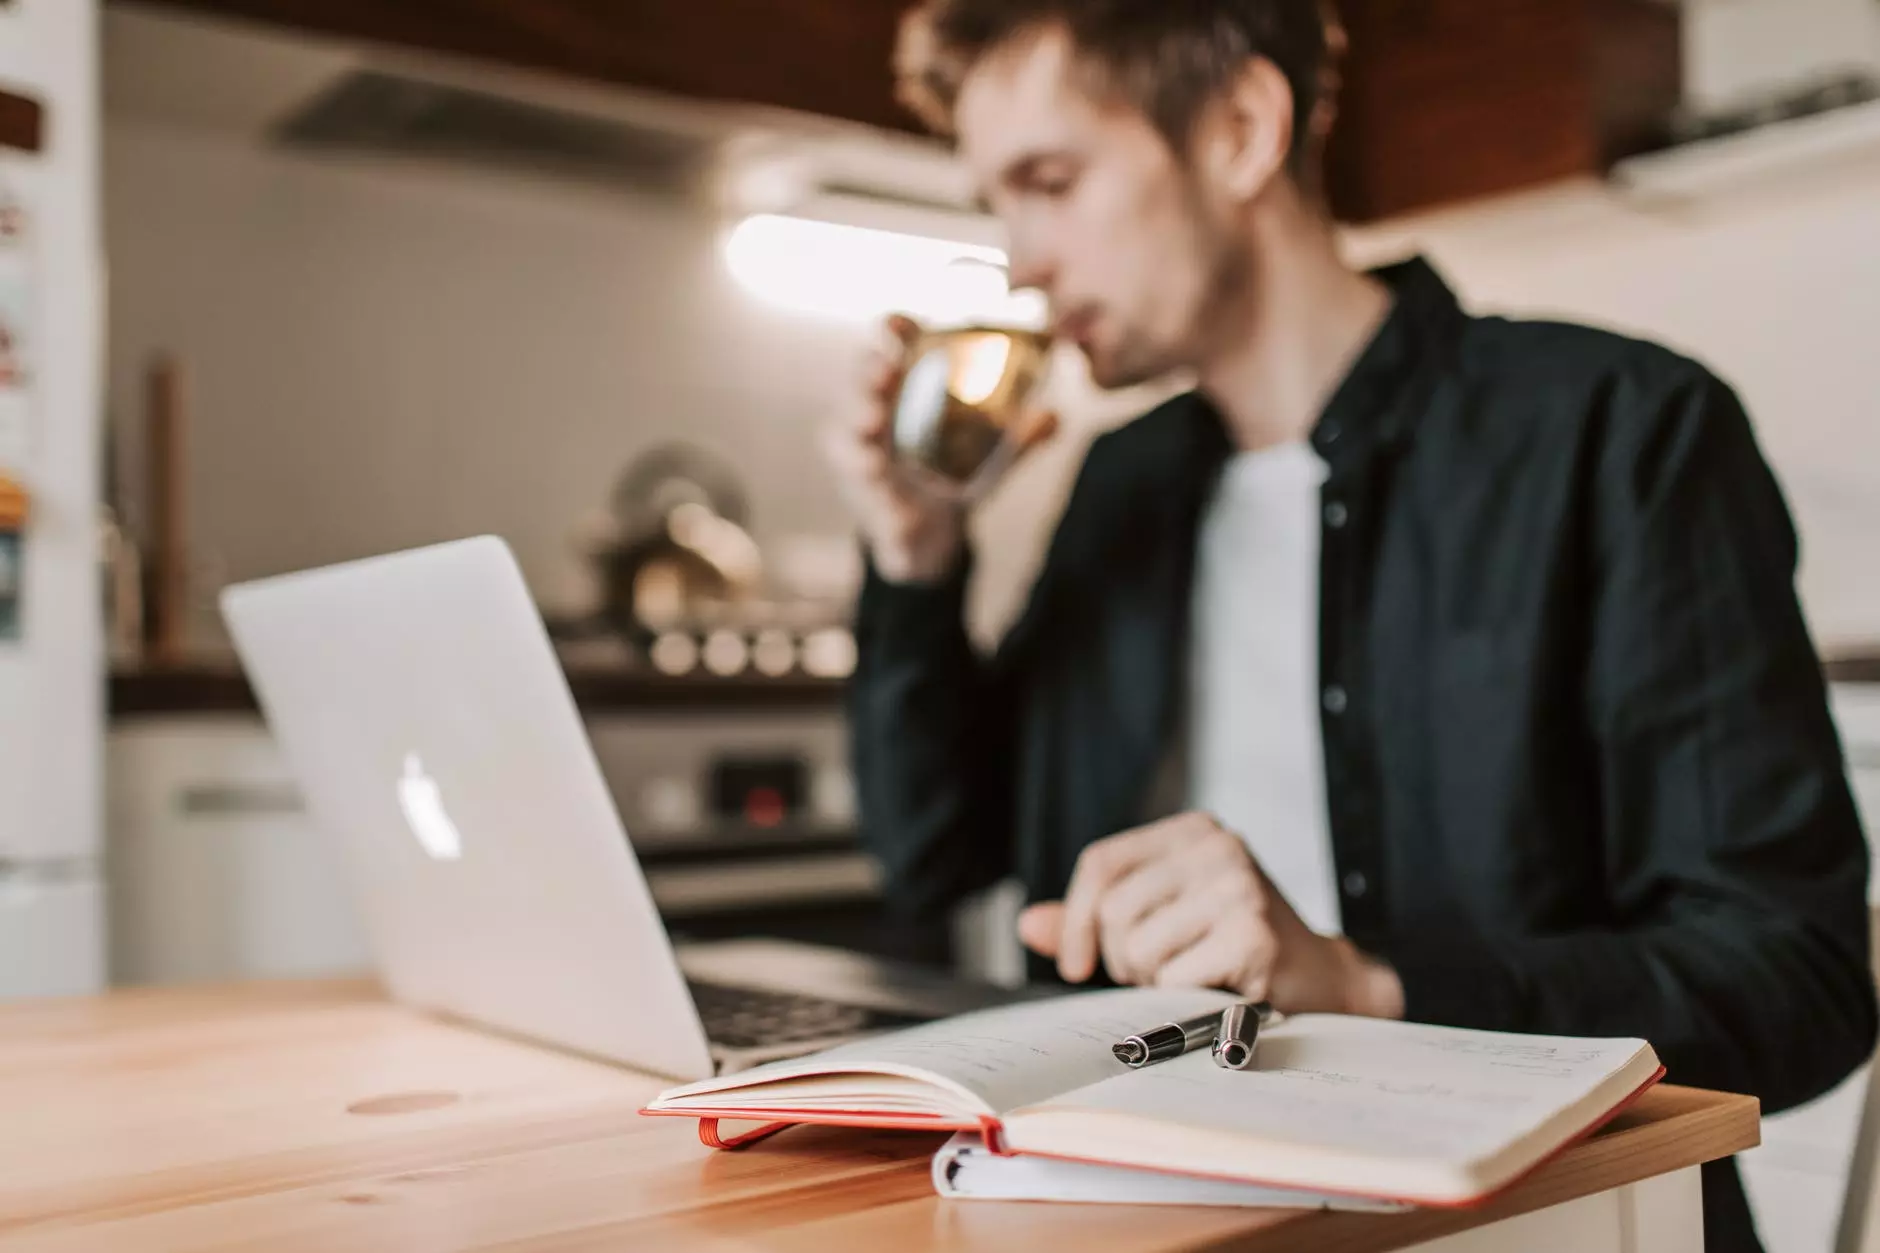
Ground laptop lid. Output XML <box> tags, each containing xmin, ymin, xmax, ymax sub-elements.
<box><xmin>221</xmin><ymin>536</ymin><xmax>717</xmax><ymax>1081</ymax></box>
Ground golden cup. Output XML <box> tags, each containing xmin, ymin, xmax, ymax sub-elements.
<box><xmin>889</xmin><ymin>326</ymin><xmax>1054</xmax><ymax>499</ymax></box>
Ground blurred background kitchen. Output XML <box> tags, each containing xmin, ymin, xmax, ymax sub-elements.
<box><xmin>1</xmin><ymin>0</ymin><xmax>1878</xmax><ymax>1247</ymax></box>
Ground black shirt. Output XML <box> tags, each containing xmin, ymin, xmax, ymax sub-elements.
<box><xmin>849</xmin><ymin>256</ymin><xmax>1875</xmax><ymax>1253</ymax></box>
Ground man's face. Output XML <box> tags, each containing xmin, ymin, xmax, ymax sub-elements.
<box><xmin>954</xmin><ymin>27</ymin><xmax>1250</xmax><ymax>390</ymax></box>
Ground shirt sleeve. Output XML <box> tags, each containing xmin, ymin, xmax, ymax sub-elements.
<box><xmin>849</xmin><ymin>442</ymin><xmax>1109</xmax><ymax>922</ymax></box>
<box><xmin>1382</xmin><ymin>366</ymin><xmax>1877</xmax><ymax>1115</ymax></box>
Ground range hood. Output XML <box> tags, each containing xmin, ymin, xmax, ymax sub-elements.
<box><xmin>104</xmin><ymin>4</ymin><xmax>979</xmax><ymax>224</ymax></box>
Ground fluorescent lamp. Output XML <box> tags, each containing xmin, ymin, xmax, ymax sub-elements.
<box><xmin>723</xmin><ymin>213</ymin><xmax>1047</xmax><ymax>329</ymax></box>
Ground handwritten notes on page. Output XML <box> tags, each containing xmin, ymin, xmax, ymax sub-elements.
<box><xmin>798</xmin><ymin>987</ymin><xmax>1235</xmax><ymax>1115</ymax></box>
<box><xmin>1042</xmin><ymin>1015</ymin><xmax>1649</xmax><ymax>1162</ymax></box>
<box><xmin>654</xmin><ymin>987</ymin><xmax>1234</xmax><ymax>1117</ymax></box>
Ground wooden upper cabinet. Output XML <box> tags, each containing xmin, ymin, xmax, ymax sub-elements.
<box><xmin>1324</xmin><ymin>0</ymin><xmax>1681</xmax><ymax>221</ymax></box>
<box><xmin>136</xmin><ymin>0</ymin><xmax>915</xmax><ymax>131</ymax></box>
<box><xmin>132</xmin><ymin>0</ymin><xmax>1680</xmax><ymax>224</ymax></box>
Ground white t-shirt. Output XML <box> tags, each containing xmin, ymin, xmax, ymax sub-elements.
<box><xmin>1186</xmin><ymin>441</ymin><xmax>1342</xmax><ymax>937</ymax></box>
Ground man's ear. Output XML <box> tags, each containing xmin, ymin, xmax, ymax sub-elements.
<box><xmin>1194</xmin><ymin>57</ymin><xmax>1296</xmax><ymax>205</ymax></box>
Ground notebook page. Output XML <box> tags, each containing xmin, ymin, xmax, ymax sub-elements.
<box><xmin>1033</xmin><ymin>1015</ymin><xmax>1650</xmax><ymax>1164</ymax></box>
<box><xmin>653</xmin><ymin>987</ymin><xmax>1233</xmax><ymax>1116</ymax></box>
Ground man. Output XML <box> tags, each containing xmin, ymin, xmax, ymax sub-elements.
<box><xmin>826</xmin><ymin>3</ymin><xmax>1876</xmax><ymax>1248</ymax></box>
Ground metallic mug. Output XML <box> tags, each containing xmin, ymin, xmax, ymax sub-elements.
<box><xmin>889</xmin><ymin>325</ymin><xmax>1054</xmax><ymax>499</ymax></box>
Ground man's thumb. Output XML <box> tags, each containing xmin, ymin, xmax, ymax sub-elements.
<box><xmin>1018</xmin><ymin>901</ymin><xmax>1066</xmax><ymax>957</ymax></box>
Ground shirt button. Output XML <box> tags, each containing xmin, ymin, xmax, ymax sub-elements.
<box><xmin>1324</xmin><ymin>501</ymin><xmax>1349</xmax><ymax>529</ymax></box>
<box><xmin>1323</xmin><ymin>685</ymin><xmax>1349</xmax><ymax>715</ymax></box>
<box><xmin>1343</xmin><ymin>872</ymin><xmax>1369</xmax><ymax>900</ymax></box>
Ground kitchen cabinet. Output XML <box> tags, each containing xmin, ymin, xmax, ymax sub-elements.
<box><xmin>105</xmin><ymin>708</ymin><xmax>917</xmax><ymax>987</ymax></box>
<box><xmin>108</xmin><ymin>719</ymin><xmax>371</xmax><ymax>986</ymax></box>
<box><xmin>0</xmin><ymin>880</ymin><xmax>105</xmax><ymax>1001</ymax></box>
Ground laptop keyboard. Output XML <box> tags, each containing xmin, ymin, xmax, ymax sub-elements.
<box><xmin>687</xmin><ymin>979</ymin><xmax>929</xmax><ymax>1051</ymax></box>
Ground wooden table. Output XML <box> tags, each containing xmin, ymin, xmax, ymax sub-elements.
<box><xmin>1</xmin><ymin>981</ymin><xmax>1759</xmax><ymax>1253</ymax></box>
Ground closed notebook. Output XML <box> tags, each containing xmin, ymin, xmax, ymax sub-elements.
<box><xmin>932</xmin><ymin>1131</ymin><xmax>1411</xmax><ymax>1211</ymax></box>
<box><xmin>642</xmin><ymin>987</ymin><xmax>1665</xmax><ymax>1208</ymax></box>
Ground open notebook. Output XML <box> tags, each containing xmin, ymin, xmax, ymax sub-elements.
<box><xmin>642</xmin><ymin>987</ymin><xmax>1664</xmax><ymax>1208</ymax></box>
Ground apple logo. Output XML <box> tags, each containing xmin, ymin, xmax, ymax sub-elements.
<box><xmin>397</xmin><ymin>753</ymin><xmax>464</xmax><ymax>862</ymax></box>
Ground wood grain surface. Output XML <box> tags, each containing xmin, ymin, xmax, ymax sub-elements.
<box><xmin>0</xmin><ymin>979</ymin><xmax>1758</xmax><ymax>1252</ymax></box>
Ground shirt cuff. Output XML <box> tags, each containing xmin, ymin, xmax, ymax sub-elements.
<box><xmin>1376</xmin><ymin>928</ymin><xmax>1523</xmax><ymax>1032</ymax></box>
<box><xmin>856</xmin><ymin>549</ymin><xmax>973</xmax><ymax>652</ymax></box>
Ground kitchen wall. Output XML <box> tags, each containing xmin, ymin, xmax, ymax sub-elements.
<box><xmin>106</xmin><ymin>100</ymin><xmax>1880</xmax><ymax>657</ymax></box>
<box><xmin>102</xmin><ymin>118</ymin><xmax>1159</xmax><ymax>654</ymax></box>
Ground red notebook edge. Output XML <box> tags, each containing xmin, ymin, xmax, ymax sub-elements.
<box><xmin>639</xmin><ymin>1105</ymin><xmax>996</xmax><ymax>1150</ymax></box>
<box><xmin>640</xmin><ymin>1063</ymin><xmax>1668</xmax><ymax>1206</ymax></box>
<box><xmin>698</xmin><ymin>1118</ymin><xmax>794</xmax><ymax>1150</ymax></box>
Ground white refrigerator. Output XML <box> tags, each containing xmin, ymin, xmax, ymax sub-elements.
<box><xmin>0</xmin><ymin>0</ymin><xmax>105</xmax><ymax>999</ymax></box>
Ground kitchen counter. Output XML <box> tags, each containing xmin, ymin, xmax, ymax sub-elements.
<box><xmin>110</xmin><ymin>659</ymin><xmax>846</xmax><ymax>718</ymax></box>
<box><xmin>113</xmin><ymin>650</ymin><xmax>1880</xmax><ymax>719</ymax></box>
<box><xmin>0</xmin><ymin>979</ymin><xmax>1757</xmax><ymax>1253</ymax></box>
<box><xmin>1826</xmin><ymin>654</ymin><xmax>1880</xmax><ymax>685</ymax></box>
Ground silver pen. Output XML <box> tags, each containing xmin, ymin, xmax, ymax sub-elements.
<box><xmin>1212</xmin><ymin>1001</ymin><xmax>1273</xmax><ymax>1070</ymax></box>
<box><xmin>1112</xmin><ymin>1010</ymin><xmax>1222</xmax><ymax>1067</ymax></box>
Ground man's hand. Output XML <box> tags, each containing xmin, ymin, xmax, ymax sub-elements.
<box><xmin>822</xmin><ymin>314</ymin><xmax>1057</xmax><ymax>585</ymax></box>
<box><xmin>1016</xmin><ymin>812</ymin><xmax>1405</xmax><ymax>1018</ymax></box>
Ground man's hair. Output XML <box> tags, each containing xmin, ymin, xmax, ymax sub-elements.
<box><xmin>895</xmin><ymin>0</ymin><xmax>1336</xmax><ymax>174</ymax></box>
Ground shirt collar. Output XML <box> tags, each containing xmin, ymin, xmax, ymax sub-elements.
<box><xmin>1175</xmin><ymin>254</ymin><xmax>1465</xmax><ymax>486</ymax></box>
<box><xmin>1308</xmin><ymin>255</ymin><xmax>1465</xmax><ymax>466</ymax></box>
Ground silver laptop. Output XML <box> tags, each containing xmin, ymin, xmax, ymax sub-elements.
<box><xmin>220</xmin><ymin>536</ymin><xmax>982</xmax><ymax>1081</ymax></box>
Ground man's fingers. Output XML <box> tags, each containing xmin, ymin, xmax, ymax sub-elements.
<box><xmin>1151</xmin><ymin>927</ymin><xmax>1252</xmax><ymax>994</ymax></box>
<box><xmin>869</xmin><ymin>315</ymin><xmax>922</xmax><ymax>397</ymax></box>
<box><xmin>1056</xmin><ymin>817</ymin><xmax>1209</xmax><ymax>984</ymax></box>
<box><xmin>1057</xmin><ymin>834</ymin><xmax>1159</xmax><ymax>983</ymax></box>
<box><xmin>1154</xmin><ymin>913</ymin><xmax>1276</xmax><ymax>1000</ymax></box>
<box><xmin>857</xmin><ymin>363</ymin><xmax>902</xmax><ymax>443</ymax></box>
<box><xmin>1096</xmin><ymin>862</ymin><xmax>1182</xmax><ymax>985</ymax></box>
<box><xmin>1122</xmin><ymin>901</ymin><xmax>1214</xmax><ymax>986</ymax></box>
<box><xmin>1017</xmin><ymin>902</ymin><xmax>1065</xmax><ymax>958</ymax></box>
<box><xmin>856</xmin><ymin>315</ymin><xmax>922</xmax><ymax>440</ymax></box>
